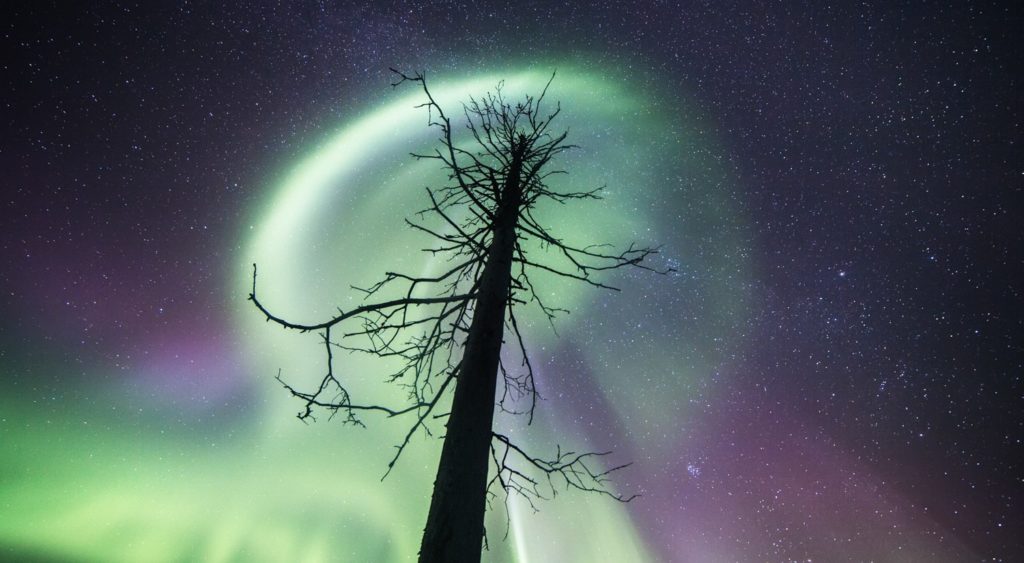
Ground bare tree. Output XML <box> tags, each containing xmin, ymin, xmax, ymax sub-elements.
<box><xmin>250</xmin><ymin>70</ymin><xmax>669</xmax><ymax>563</ymax></box>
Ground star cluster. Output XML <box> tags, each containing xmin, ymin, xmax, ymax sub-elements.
<box><xmin>2</xmin><ymin>2</ymin><xmax>1020</xmax><ymax>561</ymax></box>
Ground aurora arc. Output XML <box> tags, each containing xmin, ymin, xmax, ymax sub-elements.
<box><xmin>0</xmin><ymin>66</ymin><xmax>749</xmax><ymax>562</ymax></box>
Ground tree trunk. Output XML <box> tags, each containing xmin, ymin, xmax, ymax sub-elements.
<box><xmin>418</xmin><ymin>150</ymin><xmax>525</xmax><ymax>563</ymax></box>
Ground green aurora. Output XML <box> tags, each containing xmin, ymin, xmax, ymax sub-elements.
<box><xmin>1</xmin><ymin>66</ymin><xmax>748</xmax><ymax>562</ymax></box>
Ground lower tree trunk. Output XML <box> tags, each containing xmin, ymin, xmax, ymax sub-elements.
<box><xmin>418</xmin><ymin>156</ymin><xmax>524</xmax><ymax>563</ymax></box>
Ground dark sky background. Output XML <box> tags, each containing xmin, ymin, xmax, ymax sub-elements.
<box><xmin>2</xmin><ymin>2</ymin><xmax>1021</xmax><ymax>561</ymax></box>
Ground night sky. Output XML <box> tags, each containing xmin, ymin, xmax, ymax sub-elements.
<box><xmin>2</xmin><ymin>2</ymin><xmax>1021</xmax><ymax>562</ymax></box>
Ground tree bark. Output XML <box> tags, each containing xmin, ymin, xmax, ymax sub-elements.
<box><xmin>418</xmin><ymin>148</ymin><xmax>525</xmax><ymax>563</ymax></box>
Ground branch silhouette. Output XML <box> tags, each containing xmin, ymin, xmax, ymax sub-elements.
<box><xmin>252</xmin><ymin>69</ymin><xmax>672</xmax><ymax>562</ymax></box>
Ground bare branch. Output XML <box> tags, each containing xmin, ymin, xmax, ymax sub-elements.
<box><xmin>253</xmin><ymin>72</ymin><xmax>666</xmax><ymax>556</ymax></box>
<box><xmin>249</xmin><ymin>263</ymin><xmax>475</xmax><ymax>332</ymax></box>
<box><xmin>490</xmin><ymin>432</ymin><xmax>638</xmax><ymax>506</ymax></box>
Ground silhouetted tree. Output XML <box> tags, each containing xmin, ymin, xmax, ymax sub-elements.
<box><xmin>250</xmin><ymin>70</ymin><xmax>669</xmax><ymax>563</ymax></box>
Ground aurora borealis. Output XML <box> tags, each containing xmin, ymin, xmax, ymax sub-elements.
<box><xmin>3</xmin><ymin>2</ymin><xmax>1021</xmax><ymax>562</ymax></box>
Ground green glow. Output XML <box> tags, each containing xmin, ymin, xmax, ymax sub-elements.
<box><xmin>0</xmin><ymin>65</ymin><xmax>749</xmax><ymax>561</ymax></box>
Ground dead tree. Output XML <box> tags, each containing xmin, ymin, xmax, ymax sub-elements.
<box><xmin>250</xmin><ymin>70</ymin><xmax>669</xmax><ymax>563</ymax></box>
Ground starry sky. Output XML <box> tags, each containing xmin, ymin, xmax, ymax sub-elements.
<box><xmin>2</xmin><ymin>2</ymin><xmax>1021</xmax><ymax>562</ymax></box>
